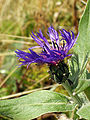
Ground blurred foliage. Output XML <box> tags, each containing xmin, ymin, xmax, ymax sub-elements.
<box><xmin>0</xmin><ymin>0</ymin><xmax>88</xmax><ymax>119</ymax></box>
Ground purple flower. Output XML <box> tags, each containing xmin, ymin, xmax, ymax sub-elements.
<box><xmin>15</xmin><ymin>26</ymin><xmax>78</xmax><ymax>67</ymax></box>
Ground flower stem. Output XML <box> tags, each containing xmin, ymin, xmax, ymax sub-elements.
<box><xmin>62</xmin><ymin>80</ymin><xmax>82</xmax><ymax>107</ymax></box>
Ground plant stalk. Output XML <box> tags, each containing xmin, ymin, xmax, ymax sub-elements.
<box><xmin>62</xmin><ymin>80</ymin><xmax>82</xmax><ymax>107</ymax></box>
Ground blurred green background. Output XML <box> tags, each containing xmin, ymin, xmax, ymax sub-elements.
<box><xmin>0</xmin><ymin>0</ymin><xmax>87</xmax><ymax>119</ymax></box>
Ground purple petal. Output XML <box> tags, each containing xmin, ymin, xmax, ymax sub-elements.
<box><xmin>37</xmin><ymin>30</ymin><xmax>50</xmax><ymax>48</ymax></box>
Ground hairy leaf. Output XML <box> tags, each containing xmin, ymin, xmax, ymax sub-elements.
<box><xmin>74</xmin><ymin>79</ymin><xmax>90</xmax><ymax>94</ymax></box>
<box><xmin>70</xmin><ymin>0</ymin><xmax>90</xmax><ymax>89</ymax></box>
<box><xmin>74</xmin><ymin>0</ymin><xmax>90</xmax><ymax>65</ymax></box>
<box><xmin>0</xmin><ymin>90</ymin><xmax>75</xmax><ymax>120</ymax></box>
<box><xmin>77</xmin><ymin>103</ymin><xmax>90</xmax><ymax>120</ymax></box>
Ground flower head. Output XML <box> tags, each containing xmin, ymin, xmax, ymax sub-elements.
<box><xmin>15</xmin><ymin>26</ymin><xmax>78</xmax><ymax>68</ymax></box>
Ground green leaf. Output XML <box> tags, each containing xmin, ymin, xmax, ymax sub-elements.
<box><xmin>69</xmin><ymin>53</ymin><xmax>80</xmax><ymax>88</ymax></box>
<box><xmin>84</xmin><ymin>87</ymin><xmax>90</xmax><ymax>101</ymax></box>
<box><xmin>77</xmin><ymin>103</ymin><xmax>90</xmax><ymax>120</ymax></box>
<box><xmin>84</xmin><ymin>71</ymin><xmax>90</xmax><ymax>100</ymax></box>
<box><xmin>70</xmin><ymin>0</ymin><xmax>90</xmax><ymax>89</ymax></box>
<box><xmin>74</xmin><ymin>0</ymin><xmax>90</xmax><ymax>66</ymax></box>
<box><xmin>69</xmin><ymin>53</ymin><xmax>89</xmax><ymax>89</ymax></box>
<box><xmin>0</xmin><ymin>90</ymin><xmax>75</xmax><ymax>120</ymax></box>
<box><xmin>74</xmin><ymin>79</ymin><xmax>90</xmax><ymax>94</ymax></box>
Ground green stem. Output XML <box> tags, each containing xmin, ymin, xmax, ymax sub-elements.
<box><xmin>62</xmin><ymin>80</ymin><xmax>82</xmax><ymax>107</ymax></box>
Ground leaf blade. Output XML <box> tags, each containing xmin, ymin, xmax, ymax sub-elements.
<box><xmin>74</xmin><ymin>0</ymin><xmax>90</xmax><ymax>63</ymax></box>
<box><xmin>0</xmin><ymin>90</ymin><xmax>76</xmax><ymax>120</ymax></box>
<box><xmin>74</xmin><ymin>79</ymin><xmax>90</xmax><ymax>94</ymax></box>
<box><xmin>77</xmin><ymin>103</ymin><xmax>90</xmax><ymax>120</ymax></box>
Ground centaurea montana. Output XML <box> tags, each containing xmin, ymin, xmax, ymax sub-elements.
<box><xmin>15</xmin><ymin>26</ymin><xmax>78</xmax><ymax>83</ymax></box>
